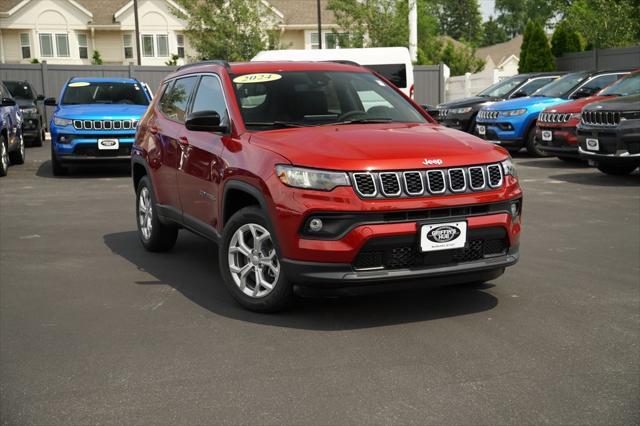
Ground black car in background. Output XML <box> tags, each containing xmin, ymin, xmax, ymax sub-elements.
<box><xmin>434</xmin><ymin>72</ymin><xmax>565</xmax><ymax>134</ymax></box>
<box><xmin>3</xmin><ymin>80</ymin><xmax>46</xmax><ymax>146</ymax></box>
<box><xmin>577</xmin><ymin>94</ymin><xmax>640</xmax><ymax>175</ymax></box>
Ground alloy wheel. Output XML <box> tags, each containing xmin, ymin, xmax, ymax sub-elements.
<box><xmin>138</xmin><ymin>187</ymin><xmax>153</xmax><ymax>240</ymax></box>
<box><xmin>228</xmin><ymin>223</ymin><xmax>280</xmax><ymax>298</ymax></box>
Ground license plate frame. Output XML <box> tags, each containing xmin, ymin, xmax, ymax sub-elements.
<box><xmin>98</xmin><ymin>138</ymin><xmax>119</xmax><ymax>150</ymax></box>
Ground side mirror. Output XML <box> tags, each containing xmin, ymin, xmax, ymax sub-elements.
<box><xmin>37</xmin><ymin>94</ymin><xmax>45</xmax><ymax>101</ymax></box>
<box><xmin>185</xmin><ymin>110</ymin><xmax>227</xmax><ymax>133</ymax></box>
<box><xmin>572</xmin><ymin>87</ymin><xmax>595</xmax><ymax>99</ymax></box>
<box><xmin>1</xmin><ymin>97</ymin><xmax>16</xmax><ymax>107</ymax></box>
<box><xmin>510</xmin><ymin>90</ymin><xmax>527</xmax><ymax>99</ymax></box>
<box><xmin>44</xmin><ymin>97</ymin><xmax>57</xmax><ymax>106</ymax></box>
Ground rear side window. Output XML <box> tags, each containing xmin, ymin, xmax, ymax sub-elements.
<box><xmin>365</xmin><ymin>64</ymin><xmax>407</xmax><ymax>89</ymax></box>
<box><xmin>158</xmin><ymin>76</ymin><xmax>198</xmax><ymax>122</ymax></box>
<box><xmin>579</xmin><ymin>74</ymin><xmax>625</xmax><ymax>94</ymax></box>
<box><xmin>191</xmin><ymin>75</ymin><xmax>228</xmax><ymax>123</ymax></box>
<box><xmin>518</xmin><ymin>77</ymin><xmax>556</xmax><ymax>96</ymax></box>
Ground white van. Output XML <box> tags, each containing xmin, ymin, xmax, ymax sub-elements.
<box><xmin>252</xmin><ymin>47</ymin><xmax>414</xmax><ymax>98</ymax></box>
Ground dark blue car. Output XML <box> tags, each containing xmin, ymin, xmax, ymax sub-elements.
<box><xmin>45</xmin><ymin>77</ymin><xmax>152</xmax><ymax>175</ymax></box>
<box><xmin>0</xmin><ymin>82</ymin><xmax>25</xmax><ymax>177</ymax></box>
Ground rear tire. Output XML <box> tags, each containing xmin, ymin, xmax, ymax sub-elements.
<box><xmin>136</xmin><ymin>176</ymin><xmax>179</xmax><ymax>252</ymax></box>
<box><xmin>51</xmin><ymin>143</ymin><xmax>67</xmax><ymax>176</ymax></box>
<box><xmin>32</xmin><ymin>127</ymin><xmax>44</xmax><ymax>147</ymax></box>
<box><xmin>219</xmin><ymin>206</ymin><xmax>293</xmax><ymax>312</ymax></box>
<box><xmin>0</xmin><ymin>134</ymin><xmax>9</xmax><ymax>177</ymax></box>
<box><xmin>596</xmin><ymin>162</ymin><xmax>639</xmax><ymax>176</ymax></box>
<box><xmin>525</xmin><ymin>126</ymin><xmax>549</xmax><ymax>157</ymax></box>
<box><xmin>8</xmin><ymin>133</ymin><xmax>25</xmax><ymax>165</ymax></box>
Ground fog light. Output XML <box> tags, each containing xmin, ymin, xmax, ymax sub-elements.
<box><xmin>59</xmin><ymin>136</ymin><xmax>68</xmax><ymax>143</ymax></box>
<box><xmin>309</xmin><ymin>218</ymin><xmax>323</xmax><ymax>232</ymax></box>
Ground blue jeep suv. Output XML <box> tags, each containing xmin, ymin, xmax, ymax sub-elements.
<box><xmin>45</xmin><ymin>77</ymin><xmax>152</xmax><ymax>175</ymax></box>
<box><xmin>475</xmin><ymin>70</ymin><xmax>630</xmax><ymax>156</ymax></box>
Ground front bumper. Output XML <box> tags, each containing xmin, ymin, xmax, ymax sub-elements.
<box><xmin>536</xmin><ymin>125</ymin><xmax>580</xmax><ymax>158</ymax></box>
<box><xmin>577</xmin><ymin>121</ymin><xmax>640</xmax><ymax>163</ymax></box>
<box><xmin>52</xmin><ymin>130</ymin><xmax>135</xmax><ymax>162</ymax></box>
<box><xmin>475</xmin><ymin>123</ymin><xmax>525</xmax><ymax>148</ymax></box>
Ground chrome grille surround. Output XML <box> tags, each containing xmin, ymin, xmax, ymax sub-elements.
<box><xmin>351</xmin><ymin>163</ymin><xmax>504</xmax><ymax>199</ymax></box>
<box><xmin>478</xmin><ymin>110</ymin><xmax>499</xmax><ymax>120</ymax></box>
<box><xmin>438</xmin><ymin>108</ymin><xmax>449</xmax><ymax>118</ymax></box>
<box><xmin>73</xmin><ymin>119</ymin><xmax>138</xmax><ymax>130</ymax></box>
<box><xmin>581</xmin><ymin>110</ymin><xmax>621</xmax><ymax>127</ymax></box>
<box><xmin>539</xmin><ymin>112</ymin><xmax>571</xmax><ymax>124</ymax></box>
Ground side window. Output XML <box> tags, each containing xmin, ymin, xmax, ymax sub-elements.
<box><xmin>519</xmin><ymin>77</ymin><xmax>555</xmax><ymax>95</ymax></box>
<box><xmin>365</xmin><ymin>64</ymin><xmax>407</xmax><ymax>89</ymax></box>
<box><xmin>191</xmin><ymin>75</ymin><xmax>227</xmax><ymax>122</ymax></box>
<box><xmin>158</xmin><ymin>76</ymin><xmax>198</xmax><ymax>122</ymax></box>
<box><xmin>581</xmin><ymin>74</ymin><xmax>623</xmax><ymax>93</ymax></box>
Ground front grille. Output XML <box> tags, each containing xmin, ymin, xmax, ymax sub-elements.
<box><xmin>403</xmin><ymin>171</ymin><xmax>424</xmax><ymax>195</ymax></box>
<box><xmin>486</xmin><ymin>164</ymin><xmax>503</xmax><ymax>188</ymax></box>
<box><xmin>478</xmin><ymin>110</ymin><xmax>499</xmax><ymax>120</ymax></box>
<box><xmin>352</xmin><ymin>229</ymin><xmax>508</xmax><ymax>271</ymax></box>
<box><xmin>353</xmin><ymin>173</ymin><xmax>376</xmax><ymax>196</ymax></box>
<box><xmin>73</xmin><ymin>119</ymin><xmax>139</xmax><ymax>130</ymax></box>
<box><xmin>539</xmin><ymin>112</ymin><xmax>571</xmax><ymax>123</ymax></box>
<box><xmin>379</xmin><ymin>172</ymin><xmax>401</xmax><ymax>196</ymax></box>
<box><xmin>438</xmin><ymin>108</ymin><xmax>449</xmax><ymax>118</ymax></box>
<box><xmin>426</xmin><ymin>170</ymin><xmax>446</xmax><ymax>193</ymax></box>
<box><xmin>448</xmin><ymin>169</ymin><xmax>466</xmax><ymax>192</ymax></box>
<box><xmin>581</xmin><ymin>110</ymin><xmax>621</xmax><ymax>127</ymax></box>
<box><xmin>468</xmin><ymin>167</ymin><xmax>485</xmax><ymax>190</ymax></box>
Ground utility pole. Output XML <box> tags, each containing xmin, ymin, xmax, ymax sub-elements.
<box><xmin>409</xmin><ymin>0</ymin><xmax>417</xmax><ymax>62</ymax></box>
<box><xmin>133</xmin><ymin>0</ymin><xmax>142</xmax><ymax>65</ymax></box>
<box><xmin>316</xmin><ymin>0</ymin><xmax>322</xmax><ymax>49</ymax></box>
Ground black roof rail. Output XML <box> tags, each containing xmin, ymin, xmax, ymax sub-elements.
<box><xmin>176</xmin><ymin>60</ymin><xmax>231</xmax><ymax>73</ymax></box>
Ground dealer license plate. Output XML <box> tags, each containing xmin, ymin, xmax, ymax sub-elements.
<box><xmin>542</xmin><ymin>130</ymin><xmax>552</xmax><ymax>141</ymax></box>
<box><xmin>98</xmin><ymin>138</ymin><xmax>119</xmax><ymax>150</ymax></box>
<box><xmin>585</xmin><ymin>138</ymin><xmax>599</xmax><ymax>151</ymax></box>
<box><xmin>420</xmin><ymin>221</ymin><xmax>467</xmax><ymax>252</ymax></box>
<box><xmin>477</xmin><ymin>125</ymin><xmax>486</xmax><ymax>135</ymax></box>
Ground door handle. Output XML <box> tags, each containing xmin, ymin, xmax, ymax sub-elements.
<box><xmin>178</xmin><ymin>136</ymin><xmax>189</xmax><ymax>146</ymax></box>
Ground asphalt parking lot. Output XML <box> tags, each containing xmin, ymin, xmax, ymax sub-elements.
<box><xmin>1</xmin><ymin>141</ymin><xmax>639</xmax><ymax>425</ymax></box>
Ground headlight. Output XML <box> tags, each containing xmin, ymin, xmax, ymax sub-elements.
<box><xmin>53</xmin><ymin>117</ymin><xmax>73</xmax><ymax>127</ymax></box>
<box><xmin>452</xmin><ymin>107</ymin><xmax>473</xmax><ymax>114</ymax></box>
<box><xmin>21</xmin><ymin>107</ymin><xmax>38</xmax><ymax>114</ymax></box>
<box><xmin>276</xmin><ymin>165</ymin><xmax>350</xmax><ymax>191</ymax></box>
<box><xmin>502</xmin><ymin>109</ymin><xmax>527</xmax><ymax>116</ymax></box>
<box><xmin>501</xmin><ymin>157</ymin><xmax>517</xmax><ymax>177</ymax></box>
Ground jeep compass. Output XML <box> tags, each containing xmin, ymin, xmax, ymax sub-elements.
<box><xmin>132</xmin><ymin>61</ymin><xmax>523</xmax><ymax>312</ymax></box>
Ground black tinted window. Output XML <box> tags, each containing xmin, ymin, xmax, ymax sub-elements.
<box><xmin>62</xmin><ymin>82</ymin><xmax>149</xmax><ymax>105</ymax></box>
<box><xmin>4</xmin><ymin>81</ymin><xmax>34</xmax><ymax>99</ymax></box>
<box><xmin>519</xmin><ymin>77</ymin><xmax>556</xmax><ymax>96</ymax></box>
<box><xmin>579</xmin><ymin>74</ymin><xmax>625</xmax><ymax>93</ymax></box>
<box><xmin>191</xmin><ymin>75</ymin><xmax>227</xmax><ymax>122</ymax></box>
<box><xmin>365</xmin><ymin>64</ymin><xmax>407</xmax><ymax>89</ymax></box>
<box><xmin>159</xmin><ymin>76</ymin><xmax>198</xmax><ymax>122</ymax></box>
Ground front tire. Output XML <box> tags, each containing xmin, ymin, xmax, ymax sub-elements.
<box><xmin>8</xmin><ymin>133</ymin><xmax>25</xmax><ymax>165</ymax></box>
<box><xmin>0</xmin><ymin>134</ymin><xmax>9</xmax><ymax>177</ymax></box>
<box><xmin>525</xmin><ymin>126</ymin><xmax>549</xmax><ymax>157</ymax></box>
<box><xmin>596</xmin><ymin>162</ymin><xmax>639</xmax><ymax>176</ymax></box>
<box><xmin>136</xmin><ymin>176</ymin><xmax>178</xmax><ymax>251</ymax></box>
<box><xmin>219</xmin><ymin>206</ymin><xmax>292</xmax><ymax>312</ymax></box>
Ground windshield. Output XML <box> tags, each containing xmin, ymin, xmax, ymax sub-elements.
<box><xmin>599</xmin><ymin>73</ymin><xmax>640</xmax><ymax>96</ymax></box>
<box><xmin>4</xmin><ymin>81</ymin><xmax>34</xmax><ymax>99</ymax></box>
<box><xmin>532</xmin><ymin>71</ymin><xmax>589</xmax><ymax>98</ymax></box>
<box><xmin>477</xmin><ymin>76</ymin><xmax>528</xmax><ymax>98</ymax></box>
<box><xmin>232</xmin><ymin>71</ymin><xmax>426</xmax><ymax>130</ymax></box>
<box><xmin>61</xmin><ymin>82</ymin><xmax>149</xmax><ymax>105</ymax></box>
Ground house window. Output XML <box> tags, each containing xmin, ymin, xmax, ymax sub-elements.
<box><xmin>20</xmin><ymin>33</ymin><xmax>31</xmax><ymax>59</ymax></box>
<box><xmin>308</xmin><ymin>31</ymin><xmax>348</xmax><ymax>49</ymax></box>
<box><xmin>55</xmin><ymin>34</ymin><xmax>70</xmax><ymax>57</ymax></box>
<box><xmin>77</xmin><ymin>33</ymin><xmax>88</xmax><ymax>59</ymax></box>
<box><xmin>176</xmin><ymin>34</ymin><xmax>185</xmax><ymax>58</ymax></box>
<box><xmin>39</xmin><ymin>33</ymin><xmax>54</xmax><ymax>57</ymax></box>
<box><xmin>156</xmin><ymin>34</ymin><xmax>169</xmax><ymax>57</ymax></box>
<box><xmin>123</xmin><ymin>34</ymin><xmax>133</xmax><ymax>59</ymax></box>
<box><xmin>142</xmin><ymin>34</ymin><xmax>154</xmax><ymax>57</ymax></box>
<box><xmin>309</xmin><ymin>32</ymin><xmax>320</xmax><ymax>49</ymax></box>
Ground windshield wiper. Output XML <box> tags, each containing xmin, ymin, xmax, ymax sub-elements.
<box><xmin>330</xmin><ymin>118</ymin><xmax>393</xmax><ymax>125</ymax></box>
<box><xmin>245</xmin><ymin>121</ymin><xmax>308</xmax><ymax>128</ymax></box>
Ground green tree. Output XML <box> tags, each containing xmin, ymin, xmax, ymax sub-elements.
<box><xmin>519</xmin><ymin>20</ymin><xmax>555</xmax><ymax>72</ymax></box>
<box><xmin>551</xmin><ymin>20</ymin><xmax>583</xmax><ymax>57</ymax></box>
<box><xmin>433</xmin><ymin>0</ymin><xmax>483</xmax><ymax>46</ymax></box>
<box><xmin>328</xmin><ymin>0</ymin><xmax>409</xmax><ymax>48</ymax></box>
<box><xmin>439</xmin><ymin>40</ymin><xmax>485</xmax><ymax>75</ymax></box>
<box><xmin>481</xmin><ymin>17</ymin><xmax>509</xmax><ymax>46</ymax></box>
<box><xmin>496</xmin><ymin>0</ymin><xmax>564</xmax><ymax>37</ymax></box>
<box><xmin>171</xmin><ymin>0</ymin><xmax>277</xmax><ymax>61</ymax></box>
<box><xmin>564</xmin><ymin>0</ymin><xmax>640</xmax><ymax>48</ymax></box>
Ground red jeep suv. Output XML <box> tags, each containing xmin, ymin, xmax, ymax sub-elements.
<box><xmin>132</xmin><ymin>60</ymin><xmax>523</xmax><ymax>312</ymax></box>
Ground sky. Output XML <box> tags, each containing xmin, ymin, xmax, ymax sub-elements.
<box><xmin>479</xmin><ymin>0</ymin><xmax>497</xmax><ymax>21</ymax></box>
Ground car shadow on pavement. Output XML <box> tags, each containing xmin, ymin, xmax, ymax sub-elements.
<box><xmin>516</xmin><ymin>158</ymin><xmax>590</xmax><ymax>169</ymax></box>
<box><xmin>549</xmin><ymin>171</ymin><xmax>640</xmax><ymax>187</ymax></box>
<box><xmin>103</xmin><ymin>231</ymin><xmax>498</xmax><ymax>331</ymax></box>
<box><xmin>36</xmin><ymin>160</ymin><xmax>130</xmax><ymax>179</ymax></box>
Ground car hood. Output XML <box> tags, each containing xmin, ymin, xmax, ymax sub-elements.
<box><xmin>583</xmin><ymin>94</ymin><xmax>640</xmax><ymax>112</ymax></box>
<box><xmin>542</xmin><ymin>95</ymin><xmax>615</xmax><ymax>113</ymax></box>
<box><xmin>484</xmin><ymin>96</ymin><xmax>567</xmax><ymax>112</ymax></box>
<box><xmin>55</xmin><ymin>104</ymin><xmax>148</xmax><ymax>119</ymax></box>
<box><xmin>438</xmin><ymin>96</ymin><xmax>499</xmax><ymax>109</ymax></box>
<box><xmin>249</xmin><ymin>123</ymin><xmax>508</xmax><ymax>171</ymax></box>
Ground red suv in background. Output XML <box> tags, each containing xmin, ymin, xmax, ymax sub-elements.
<box><xmin>132</xmin><ymin>60</ymin><xmax>523</xmax><ymax>312</ymax></box>
<box><xmin>536</xmin><ymin>71</ymin><xmax>640</xmax><ymax>161</ymax></box>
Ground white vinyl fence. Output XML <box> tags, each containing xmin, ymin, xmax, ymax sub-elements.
<box><xmin>445</xmin><ymin>67</ymin><xmax>502</xmax><ymax>102</ymax></box>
